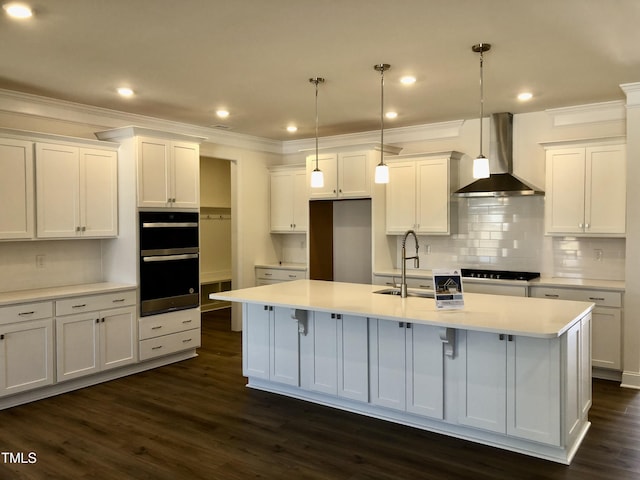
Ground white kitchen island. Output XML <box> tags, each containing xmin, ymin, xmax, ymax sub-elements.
<box><xmin>210</xmin><ymin>279</ymin><xmax>594</xmax><ymax>464</ymax></box>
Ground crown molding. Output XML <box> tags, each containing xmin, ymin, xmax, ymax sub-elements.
<box><xmin>0</xmin><ymin>89</ymin><xmax>283</xmax><ymax>154</ymax></box>
<box><xmin>545</xmin><ymin>100</ymin><xmax>626</xmax><ymax>127</ymax></box>
<box><xmin>621</xmin><ymin>82</ymin><xmax>640</xmax><ymax>108</ymax></box>
<box><xmin>282</xmin><ymin>119</ymin><xmax>464</xmax><ymax>155</ymax></box>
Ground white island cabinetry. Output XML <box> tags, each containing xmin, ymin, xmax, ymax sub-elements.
<box><xmin>213</xmin><ymin>280</ymin><xmax>594</xmax><ymax>464</ymax></box>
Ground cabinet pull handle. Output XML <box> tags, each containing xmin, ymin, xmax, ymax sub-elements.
<box><xmin>152</xmin><ymin>345</ymin><xmax>163</xmax><ymax>350</ymax></box>
<box><xmin>544</xmin><ymin>294</ymin><xmax>559</xmax><ymax>298</ymax></box>
<box><xmin>499</xmin><ymin>334</ymin><xmax>505</xmax><ymax>341</ymax></box>
<box><xmin>419</xmin><ymin>284</ymin><xmax>430</xmax><ymax>288</ymax></box>
<box><xmin>96</xmin><ymin>318</ymin><xmax>100</xmax><ymax>323</ymax></box>
<box><xmin>264</xmin><ymin>273</ymin><xmax>273</xmax><ymax>276</ymax></box>
<box><xmin>72</xmin><ymin>304</ymin><xmax>87</xmax><ymax>309</ymax></box>
<box><xmin>585</xmin><ymin>223</ymin><xmax>590</xmax><ymax>229</ymax></box>
<box><xmin>81</xmin><ymin>226</ymin><xmax>86</xmax><ymax>232</ymax></box>
<box><xmin>588</xmin><ymin>297</ymin><xmax>605</xmax><ymax>302</ymax></box>
<box><xmin>406</xmin><ymin>323</ymin><xmax>411</xmax><ymax>329</ymax></box>
<box><xmin>151</xmin><ymin>326</ymin><xmax>162</xmax><ymax>330</ymax></box>
<box><xmin>0</xmin><ymin>334</ymin><xmax>4</xmax><ymax>340</ymax></box>
<box><xmin>182</xmin><ymin>319</ymin><xmax>192</xmax><ymax>324</ymax></box>
<box><xmin>76</xmin><ymin>226</ymin><xmax>81</xmax><ymax>232</ymax></box>
<box><xmin>112</xmin><ymin>298</ymin><xmax>125</xmax><ymax>303</ymax></box>
<box><xmin>288</xmin><ymin>274</ymin><xmax>297</xmax><ymax>278</ymax></box>
<box><xmin>508</xmin><ymin>335</ymin><xmax>513</xmax><ymax>341</ymax></box>
<box><xmin>182</xmin><ymin>338</ymin><xmax>192</xmax><ymax>343</ymax></box>
<box><xmin>18</xmin><ymin>311</ymin><xmax>35</xmax><ymax>316</ymax></box>
<box><xmin>399</xmin><ymin>322</ymin><xmax>404</xmax><ymax>328</ymax></box>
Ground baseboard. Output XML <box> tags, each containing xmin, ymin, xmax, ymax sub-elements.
<box><xmin>621</xmin><ymin>370</ymin><xmax>640</xmax><ymax>389</ymax></box>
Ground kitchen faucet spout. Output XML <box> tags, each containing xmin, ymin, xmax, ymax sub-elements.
<box><xmin>400</xmin><ymin>230</ymin><xmax>420</xmax><ymax>298</ymax></box>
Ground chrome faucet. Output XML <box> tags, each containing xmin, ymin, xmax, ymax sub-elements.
<box><xmin>400</xmin><ymin>230</ymin><xmax>420</xmax><ymax>298</ymax></box>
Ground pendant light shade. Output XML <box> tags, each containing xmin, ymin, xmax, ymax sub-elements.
<box><xmin>309</xmin><ymin>77</ymin><xmax>325</xmax><ymax>188</ymax></box>
<box><xmin>374</xmin><ymin>63</ymin><xmax>391</xmax><ymax>184</ymax></box>
<box><xmin>472</xmin><ymin>43</ymin><xmax>491</xmax><ymax>179</ymax></box>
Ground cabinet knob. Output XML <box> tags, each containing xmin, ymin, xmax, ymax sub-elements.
<box><xmin>585</xmin><ymin>223</ymin><xmax>590</xmax><ymax>229</ymax></box>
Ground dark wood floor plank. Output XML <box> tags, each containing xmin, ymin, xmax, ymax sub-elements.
<box><xmin>0</xmin><ymin>308</ymin><xmax>639</xmax><ymax>479</ymax></box>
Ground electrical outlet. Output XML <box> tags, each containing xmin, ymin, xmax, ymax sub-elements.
<box><xmin>35</xmin><ymin>254</ymin><xmax>45</xmax><ymax>268</ymax></box>
<box><xmin>425</xmin><ymin>244</ymin><xmax>432</xmax><ymax>254</ymax></box>
<box><xmin>594</xmin><ymin>249</ymin><xmax>603</xmax><ymax>261</ymax></box>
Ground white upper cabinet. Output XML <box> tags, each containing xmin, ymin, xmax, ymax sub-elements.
<box><xmin>36</xmin><ymin>143</ymin><xmax>118</xmax><ymax>239</ymax></box>
<box><xmin>269</xmin><ymin>166</ymin><xmax>308</xmax><ymax>233</ymax></box>
<box><xmin>307</xmin><ymin>151</ymin><xmax>375</xmax><ymax>200</ymax></box>
<box><xmin>0</xmin><ymin>138</ymin><xmax>34</xmax><ymax>240</ymax></box>
<box><xmin>137</xmin><ymin>137</ymin><xmax>200</xmax><ymax>209</ymax></box>
<box><xmin>544</xmin><ymin>142</ymin><xmax>626</xmax><ymax>236</ymax></box>
<box><xmin>386</xmin><ymin>152</ymin><xmax>460</xmax><ymax>235</ymax></box>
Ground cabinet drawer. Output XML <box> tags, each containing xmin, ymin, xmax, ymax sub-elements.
<box><xmin>406</xmin><ymin>277</ymin><xmax>434</xmax><ymax>290</ymax></box>
<box><xmin>530</xmin><ymin>287</ymin><xmax>621</xmax><ymax>308</ymax></box>
<box><xmin>139</xmin><ymin>328</ymin><xmax>201</xmax><ymax>360</ymax></box>
<box><xmin>139</xmin><ymin>309</ymin><xmax>201</xmax><ymax>340</ymax></box>
<box><xmin>255</xmin><ymin>267</ymin><xmax>305</xmax><ymax>282</ymax></box>
<box><xmin>0</xmin><ymin>301</ymin><xmax>53</xmax><ymax>325</ymax></box>
<box><xmin>55</xmin><ymin>290</ymin><xmax>136</xmax><ymax>316</ymax></box>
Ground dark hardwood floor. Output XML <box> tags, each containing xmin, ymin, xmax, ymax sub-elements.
<box><xmin>1</xmin><ymin>309</ymin><xmax>639</xmax><ymax>479</ymax></box>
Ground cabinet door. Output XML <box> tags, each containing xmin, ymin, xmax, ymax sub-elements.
<box><xmin>545</xmin><ymin>148</ymin><xmax>585</xmax><ymax>234</ymax></box>
<box><xmin>35</xmin><ymin>143</ymin><xmax>80</xmax><ymax>238</ymax></box>
<box><xmin>242</xmin><ymin>303</ymin><xmax>270</xmax><ymax>379</ymax></box>
<box><xmin>270</xmin><ymin>170</ymin><xmax>294</xmax><ymax>232</ymax></box>
<box><xmin>585</xmin><ymin>145</ymin><xmax>626</xmax><ymax>234</ymax></box>
<box><xmin>292</xmin><ymin>169</ymin><xmax>308</xmax><ymax>231</ymax></box>
<box><xmin>337</xmin><ymin>315</ymin><xmax>368</xmax><ymax>402</ymax></box>
<box><xmin>301</xmin><ymin>311</ymin><xmax>337</xmax><ymax>395</ymax></box>
<box><xmin>100</xmin><ymin>307</ymin><xmax>137</xmax><ymax>371</ymax></box>
<box><xmin>171</xmin><ymin>141</ymin><xmax>200</xmax><ymax>208</ymax></box>
<box><xmin>592</xmin><ymin>307</ymin><xmax>621</xmax><ymax>370</ymax></box>
<box><xmin>0</xmin><ymin>318</ymin><xmax>54</xmax><ymax>396</ymax></box>
<box><xmin>416</xmin><ymin>158</ymin><xmax>449</xmax><ymax>234</ymax></box>
<box><xmin>506</xmin><ymin>335</ymin><xmax>561</xmax><ymax>445</ymax></box>
<box><xmin>386</xmin><ymin>161</ymin><xmax>416</xmax><ymax>234</ymax></box>
<box><xmin>270</xmin><ymin>307</ymin><xmax>300</xmax><ymax>386</ymax></box>
<box><xmin>307</xmin><ymin>154</ymin><xmax>338</xmax><ymax>199</ymax></box>
<box><xmin>80</xmin><ymin>148</ymin><xmax>118</xmax><ymax>237</ymax></box>
<box><xmin>137</xmin><ymin>137</ymin><xmax>170</xmax><ymax>208</ymax></box>
<box><xmin>56</xmin><ymin>313</ymin><xmax>100</xmax><ymax>381</ymax></box>
<box><xmin>457</xmin><ymin>330</ymin><xmax>506</xmax><ymax>433</ymax></box>
<box><xmin>369</xmin><ymin>318</ymin><xmax>406</xmax><ymax>410</ymax></box>
<box><xmin>338</xmin><ymin>151</ymin><xmax>371</xmax><ymax>198</ymax></box>
<box><xmin>406</xmin><ymin>324</ymin><xmax>444</xmax><ymax>419</ymax></box>
<box><xmin>0</xmin><ymin>139</ymin><xmax>34</xmax><ymax>239</ymax></box>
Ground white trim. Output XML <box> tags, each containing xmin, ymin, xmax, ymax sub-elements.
<box><xmin>0</xmin><ymin>89</ymin><xmax>283</xmax><ymax>154</ymax></box>
<box><xmin>621</xmin><ymin>370</ymin><xmax>640</xmax><ymax>389</ymax></box>
<box><xmin>621</xmin><ymin>82</ymin><xmax>640</xmax><ymax>107</ymax></box>
<box><xmin>545</xmin><ymin>101</ymin><xmax>626</xmax><ymax>127</ymax></box>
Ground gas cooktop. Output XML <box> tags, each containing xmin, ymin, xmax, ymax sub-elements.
<box><xmin>461</xmin><ymin>268</ymin><xmax>540</xmax><ymax>281</ymax></box>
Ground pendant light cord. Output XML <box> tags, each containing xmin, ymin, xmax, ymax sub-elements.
<box><xmin>315</xmin><ymin>79</ymin><xmax>319</xmax><ymax>169</ymax></box>
<box><xmin>380</xmin><ymin>66</ymin><xmax>384</xmax><ymax>161</ymax></box>
<box><xmin>479</xmin><ymin>48</ymin><xmax>484</xmax><ymax>157</ymax></box>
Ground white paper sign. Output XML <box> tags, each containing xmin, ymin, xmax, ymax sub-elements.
<box><xmin>432</xmin><ymin>268</ymin><xmax>464</xmax><ymax>310</ymax></box>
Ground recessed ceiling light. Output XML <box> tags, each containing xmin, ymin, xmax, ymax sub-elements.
<box><xmin>216</xmin><ymin>109</ymin><xmax>230</xmax><ymax>118</ymax></box>
<box><xmin>385</xmin><ymin>111</ymin><xmax>398</xmax><ymax>119</ymax></box>
<box><xmin>286</xmin><ymin>125</ymin><xmax>298</xmax><ymax>133</ymax></box>
<box><xmin>400</xmin><ymin>76</ymin><xmax>416</xmax><ymax>85</ymax></box>
<box><xmin>116</xmin><ymin>87</ymin><xmax>134</xmax><ymax>97</ymax></box>
<box><xmin>517</xmin><ymin>92</ymin><xmax>533</xmax><ymax>101</ymax></box>
<box><xmin>3</xmin><ymin>2</ymin><xmax>32</xmax><ymax>18</ymax></box>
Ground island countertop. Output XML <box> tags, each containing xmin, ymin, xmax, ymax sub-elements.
<box><xmin>211</xmin><ymin>279</ymin><xmax>594</xmax><ymax>338</ymax></box>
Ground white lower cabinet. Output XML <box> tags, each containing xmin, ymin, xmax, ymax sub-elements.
<box><xmin>369</xmin><ymin>318</ymin><xmax>444</xmax><ymax>419</ymax></box>
<box><xmin>243</xmin><ymin>303</ymin><xmax>299</xmax><ymax>386</ymax></box>
<box><xmin>300</xmin><ymin>312</ymin><xmax>368</xmax><ymax>402</ymax></box>
<box><xmin>0</xmin><ymin>317</ymin><xmax>54</xmax><ymax>396</ymax></box>
<box><xmin>139</xmin><ymin>308</ymin><xmax>201</xmax><ymax>361</ymax></box>
<box><xmin>55</xmin><ymin>291</ymin><xmax>137</xmax><ymax>382</ymax></box>
<box><xmin>457</xmin><ymin>329</ymin><xmax>565</xmax><ymax>445</ymax></box>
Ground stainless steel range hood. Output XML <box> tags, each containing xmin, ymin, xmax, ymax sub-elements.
<box><xmin>454</xmin><ymin>113</ymin><xmax>544</xmax><ymax>197</ymax></box>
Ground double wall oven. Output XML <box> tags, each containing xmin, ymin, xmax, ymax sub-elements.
<box><xmin>139</xmin><ymin>211</ymin><xmax>200</xmax><ymax>316</ymax></box>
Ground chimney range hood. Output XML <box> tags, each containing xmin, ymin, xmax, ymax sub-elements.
<box><xmin>454</xmin><ymin>113</ymin><xmax>544</xmax><ymax>197</ymax></box>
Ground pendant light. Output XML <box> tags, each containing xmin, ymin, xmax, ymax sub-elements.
<box><xmin>374</xmin><ymin>63</ymin><xmax>391</xmax><ymax>184</ymax></box>
<box><xmin>309</xmin><ymin>77</ymin><xmax>325</xmax><ymax>188</ymax></box>
<box><xmin>472</xmin><ymin>43</ymin><xmax>491</xmax><ymax>179</ymax></box>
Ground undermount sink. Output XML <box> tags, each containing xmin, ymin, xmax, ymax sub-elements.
<box><xmin>373</xmin><ymin>288</ymin><xmax>434</xmax><ymax>299</ymax></box>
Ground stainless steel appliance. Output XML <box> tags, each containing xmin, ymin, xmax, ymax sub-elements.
<box><xmin>461</xmin><ymin>268</ymin><xmax>540</xmax><ymax>281</ymax></box>
<box><xmin>139</xmin><ymin>211</ymin><xmax>199</xmax><ymax>316</ymax></box>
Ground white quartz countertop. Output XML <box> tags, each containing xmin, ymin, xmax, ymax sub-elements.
<box><xmin>0</xmin><ymin>282</ymin><xmax>136</xmax><ymax>307</ymax></box>
<box><xmin>255</xmin><ymin>263</ymin><xmax>308</xmax><ymax>271</ymax></box>
<box><xmin>374</xmin><ymin>269</ymin><xmax>625</xmax><ymax>291</ymax></box>
<box><xmin>211</xmin><ymin>279</ymin><xmax>594</xmax><ymax>338</ymax></box>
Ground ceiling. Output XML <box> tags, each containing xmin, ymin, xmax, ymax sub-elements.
<box><xmin>2</xmin><ymin>0</ymin><xmax>639</xmax><ymax>141</ymax></box>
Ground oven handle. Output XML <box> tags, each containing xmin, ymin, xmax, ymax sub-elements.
<box><xmin>142</xmin><ymin>253</ymin><xmax>199</xmax><ymax>262</ymax></box>
<box><xmin>142</xmin><ymin>222</ymin><xmax>198</xmax><ymax>228</ymax></box>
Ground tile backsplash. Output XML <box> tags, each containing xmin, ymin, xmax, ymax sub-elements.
<box><xmin>401</xmin><ymin>196</ymin><xmax>625</xmax><ymax>281</ymax></box>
